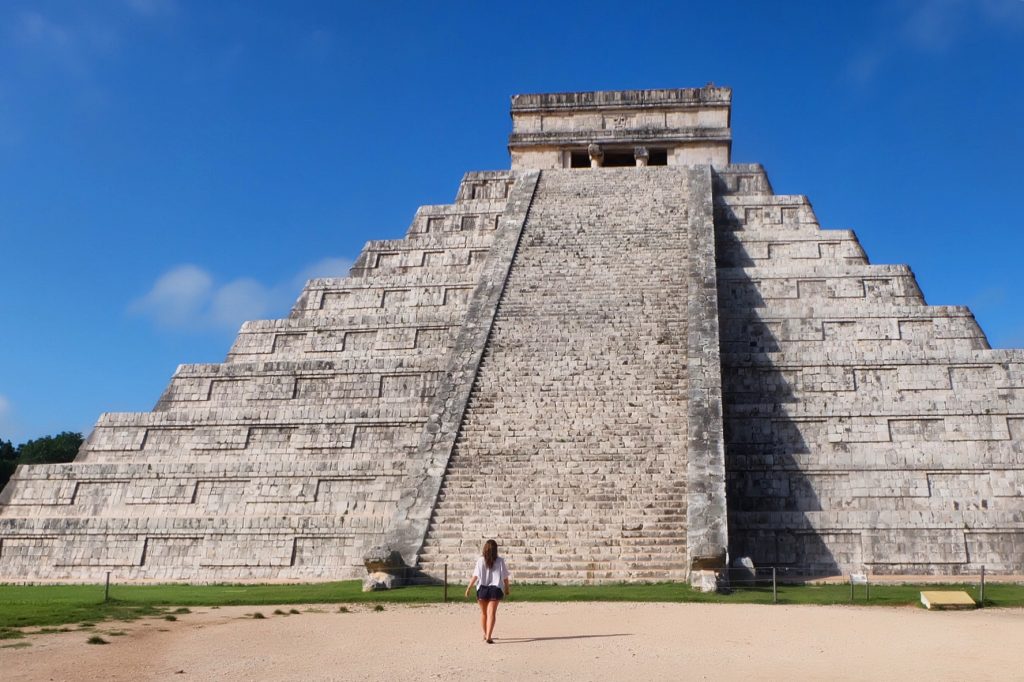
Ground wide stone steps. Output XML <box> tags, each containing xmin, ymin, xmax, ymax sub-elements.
<box><xmin>417</xmin><ymin>563</ymin><xmax>690</xmax><ymax>584</ymax></box>
<box><xmin>724</xmin><ymin>492</ymin><xmax>1024</xmax><ymax>514</ymax></box>
<box><xmin>419</xmin><ymin>539</ymin><xmax>688</xmax><ymax>560</ymax></box>
<box><xmin>296</xmin><ymin>270</ymin><xmax>483</xmax><ymax>293</ymax></box>
<box><xmin>170</xmin><ymin>357</ymin><xmax>446</xmax><ymax>379</ymax></box>
<box><xmin>716</xmin><ymin>161</ymin><xmax>1024</xmax><ymax>576</ymax></box>
<box><xmin>722</xmin><ymin>394</ymin><xmax>1024</xmax><ymax>415</ymax></box>
<box><xmin>722</xmin><ymin>347</ymin><xmax>1018</xmax><ymax>368</ymax></box>
<box><xmin>405</xmin><ymin>202</ymin><xmax>506</xmax><ymax>236</ymax></box>
<box><xmin>92</xmin><ymin>403</ymin><xmax>429</xmax><ymax>425</ymax></box>
<box><xmin>0</xmin><ymin>514</ymin><xmax>371</xmax><ymax>533</ymax></box>
<box><xmin>1</xmin><ymin>502</ymin><xmax>400</xmax><ymax>519</ymax></box>
<box><xmin>329</xmin><ymin>262</ymin><xmax>485</xmax><ymax>286</ymax></box>
<box><xmin>442</xmin><ymin>462</ymin><xmax>683</xmax><ymax>474</ymax></box>
<box><xmin>716</xmin><ymin>218</ymin><xmax>820</xmax><ymax>235</ymax></box>
<box><xmin>430</xmin><ymin>502</ymin><xmax>685</xmax><ymax>512</ymax></box>
<box><xmin>226</xmin><ymin>341</ymin><xmax>456</xmax><ymax>364</ymax></box>
<box><xmin>295</xmin><ymin>294</ymin><xmax>477</xmax><ymax>319</ymax></box>
<box><xmin>155</xmin><ymin>392</ymin><xmax>437</xmax><ymax>411</ymax></box>
<box><xmin>712</xmin><ymin>164</ymin><xmax>774</xmax><ymax>196</ymax></box>
<box><xmin>424</xmin><ymin>520</ymin><xmax>688</xmax><ymax>535</ymax></box>
<box><xmin>419</xmin><ymin>548</ymin><xmax>688</xmax><ymax>565</ymax></box>
<box><xmin>716</xmin><ymin>244</ymin><xmax>867</xmax><ymax>268</ymax></box>
<box><xmin>239</xmin><ymin>308</ymin><xmax>467</xmax><ymax>332</ymax></box>
<box><xmin>719</xmin><ymin>305</ymin><xmax>977</xmax><ymax>325</ymax></box>
<box><xmin>0</xmin><ymin>168</ymin><xmax>519</xmax><ymax>582</ymax></box>
<box><xmin>78</xmin><ymin>446</ymin><xmax>419</xmax><ymax>464</ymax></box>
<box><xmin>158</xmin><ymin>370</ymin><xmax>443</xmax><ymax>408</ymax></box>
<box><xmin>419</xmin><ymin>546</ymin><xmax>686</xmax><ymax>560</ymax></box>
<box><xmin>417</xmin><ymin>168</ymin><xmax>697</xmax><ymax>582</ymax></box>
<box><xmin>417</xmin><ymin>559</ymin><xmax>690</xmax><ymax>582</ymax></box>
<box><xmin>722</xmin><ymin>336</ymin><xmax>987</xmax><ymax>356</ymax></box>
<box><xmin>6</xmin><ymin>457</ymin><xmax>405</xmax><ymax>478</ymax></box>
<box><xmin>356</xmin><ymin>232</ymin><xmax>497</xmax><ymax>253</ymax></box>
<box><xmin>725</xmin><ymin>448</ymin><xmax>1024</xmax><ymax>469</ymax></box>
<box><xmin>350</xmin><ymin>251</ymin><xmax>490</xmax><ymax>278</ymax></box>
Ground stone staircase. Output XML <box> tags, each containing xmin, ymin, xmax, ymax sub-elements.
<box><xmin>4</xmin><ymin>160</ymin><xmax>1021</xmax><ymax>583</ymax></box>
<box><xmin>0</xmin><ymin>172</ymin><xmax>523</xmax><ymax>582</ymax></box>
<box><xmin>714</xmin><ymin>164</ymin><xmax>1024</xmax><ymax>575</ymax></box>
<box><xmin>417</xmin><ymin>168</ymin><xmax>701</xmax><ymax>583</ymax></box>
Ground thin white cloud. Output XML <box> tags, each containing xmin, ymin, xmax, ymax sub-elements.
<box><xmin>7</xmin><ymin>9</ymin><xmax>121</xmax><ymax>86</ymax></box>
<box><xmin>0</xmin><ymin>394</ymin><xmax>14</xmax><ymax>440</ymax></box>
<box><xmin>848</xmin><ymin>0</ymin><xmax>1024</xmax><ymax>84</ymax></box>
<box><xmin>129</xmin><ymin>264</ymin><xmax>213</xmax><ymax>328</ymax></box>
<box><xmin>209</xmin><ymin>278</ymin><xmax>275</xmax><ymax>329</ymax></box>
<box><xmin>292</xmin><ymin>257</ymin><xmax>354</xmax><ymax>287</ymax></box>
<box><xmin>10</xmin><ymin>12</ymin><xmax>77</xmax><ymax>67</ymax></box>
<box><xmin>10</xmin><ymin>10</ymin><xmax>120</xmax><ymax>54</ymax></box>
<box><xmin>903</xmin><ymin>0</ymin><xmax>964</xmax><ymax>52</ymax></box>
<box><xmin>130</xmin><ymin>258</ymin><xmax>353</xmax><ymax>333</ymax></box>
<box><xmin>12</xmin><ymin>12</ymin><xmax>72</xmax><ymax>48</ymax></box>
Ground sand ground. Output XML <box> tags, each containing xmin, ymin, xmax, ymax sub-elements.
<box><xmin>3</xmin><ymin>601</ymin><xmax>1023</xmax><ymax>681</ymax></box>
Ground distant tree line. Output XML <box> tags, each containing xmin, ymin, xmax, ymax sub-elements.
<box><xmin>0</xmin><ymin>432</ymin><xmax>84</xmax><ymax>489</ymax></box>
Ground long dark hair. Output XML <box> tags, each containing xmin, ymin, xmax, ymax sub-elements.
<box><xmin>482</xmin><ymin>539</ymin><xmax>498</xmax><ymax>569</ymax></box>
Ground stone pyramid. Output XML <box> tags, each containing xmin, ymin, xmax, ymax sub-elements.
<box><xmin>1</xmin><ymin>87</ymin><xmax>1022</xmax><ymax>584</ymax></box>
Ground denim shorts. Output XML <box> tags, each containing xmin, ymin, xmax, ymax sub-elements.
<box><xmin>477</xmin><ymin>585</ymin><xmax>504</xmax><ymax>601</ymax></box>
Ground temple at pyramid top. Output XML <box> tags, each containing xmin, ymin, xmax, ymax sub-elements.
<box><xmin>508</xmin><ymin>85</ymin><xmax>732</xmax><ymax>169</ymax></box>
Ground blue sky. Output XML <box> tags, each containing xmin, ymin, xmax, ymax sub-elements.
<box><xmin>1</xmin><ymin>0</ymin><xmax>1023</xmax><ymax>443</ymax></box>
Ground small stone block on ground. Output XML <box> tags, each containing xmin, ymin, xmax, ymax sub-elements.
<box><xmin>920</xmin><ymin>591</ymin><xmax>976</xmax><ymax>610</ymax></box>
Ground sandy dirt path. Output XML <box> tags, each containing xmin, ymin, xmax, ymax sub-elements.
<box><xmin>3</xmin><ymin>602</ymin><xmax>1023</xmax><ymax>681</ymax></box>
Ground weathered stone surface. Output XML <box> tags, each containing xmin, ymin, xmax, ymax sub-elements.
<box><xmin>362</xmin><ymin>545</ymin><xmax>405</xmax><ymax>575</ymax></box>
<box><xmin>691</xmin><ymin>569</ymin><xmax>719</xmax><ymax>593</ymax></box>
<box><xmin>0</xmin><ymin>87</ymin><xmax>1021</xmax><ymax>584</ymax></box>
<box><xmin>715</xmin><ymin>164</ymin><xmax>1024</xmax><ymax>576</ymax></box>
<box><xmin>0</xmin><ymin>170</ymin><xmax>520</xmax><ymax>582</ymax></box>
<box><xmin>362</xmin><ymin>571</ymin><xmax>396</xmax><ymax>592</ymax></box>
<box><xmin>731</xmin><ymin>556</ymin><xmax>757</xmax><ymax>585</ymax></box>
<box><xmin>417</xmin><ymin>166</ymin><xmax>716</xmax><ymax>584</ymax></box>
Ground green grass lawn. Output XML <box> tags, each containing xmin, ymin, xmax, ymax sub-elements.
<box><xmin>1</xmin><ymin>581</ymin><xmax>1022</xmax><ymax>633</ymax></box>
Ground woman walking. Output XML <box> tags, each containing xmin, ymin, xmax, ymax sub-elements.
<box><xmin>464</xmin><ymin>539</ymin><xmax>511</xmax><ymax>643</ymax></box>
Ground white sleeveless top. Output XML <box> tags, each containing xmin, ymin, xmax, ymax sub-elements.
<box><xmin>473</xmin><ymin>556</ymin><xmax>510</xmax><ymax>587</ymax></box>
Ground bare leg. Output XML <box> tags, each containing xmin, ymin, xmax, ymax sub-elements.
<box><xmin>485</xmin><ymin>600</ymin><xmax>499</xmax><ymax>642</ymax></box>
<box><xmin>478</xmin><ymin>599</ymin><xmax>487</xmax><ymax>640</ymax></box>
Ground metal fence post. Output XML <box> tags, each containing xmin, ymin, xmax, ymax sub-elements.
<box><xmin>980</xmin><ymin>565</ymin><xmax>985</xmax><ymax>608</ymax></box>
<box><xmin>443</xmin><ymin>563</ymin><xmax>448</xmax><ymax>603</ymax></box>
<box><xmin>849</xmin><ymin>575</ymin><xmax>853</xmax><ymax>602</ymax></box>
<box><xmin>104</xmin><ymin>572</ymin><xmax>111</xmax><ymax>602</ymax></box>
<box><xmin>772</xmin><ymin>567</ymin><xmax>777</xmax><ymax>604</ymax></box>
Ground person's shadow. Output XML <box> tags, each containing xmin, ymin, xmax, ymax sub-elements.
<box><xmin>496</xmin><ymin>634</ymin><xmax>633</xmax><ymax>644</ymax></box>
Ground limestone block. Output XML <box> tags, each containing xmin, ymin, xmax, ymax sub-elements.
<box><xmin>690</xmin><ymin>569</ymin><xmax>719</xmax><ymax>592</ymax></box>
<box><xmin>362</xmin><ymin>571</ymin><xmax>396</xmax><ymax>591</ymax></box>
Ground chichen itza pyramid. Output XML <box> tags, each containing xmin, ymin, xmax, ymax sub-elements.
<box><xmin>2</xmin><ymin>86</ymin><xmax>1022</xmax><ymax>586</ymax></box>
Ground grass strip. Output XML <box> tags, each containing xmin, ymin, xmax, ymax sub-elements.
<box><xmin>1</xmin><ymin>581</ymin><xmax>1022</xmax><ymax>629</ymax></box>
